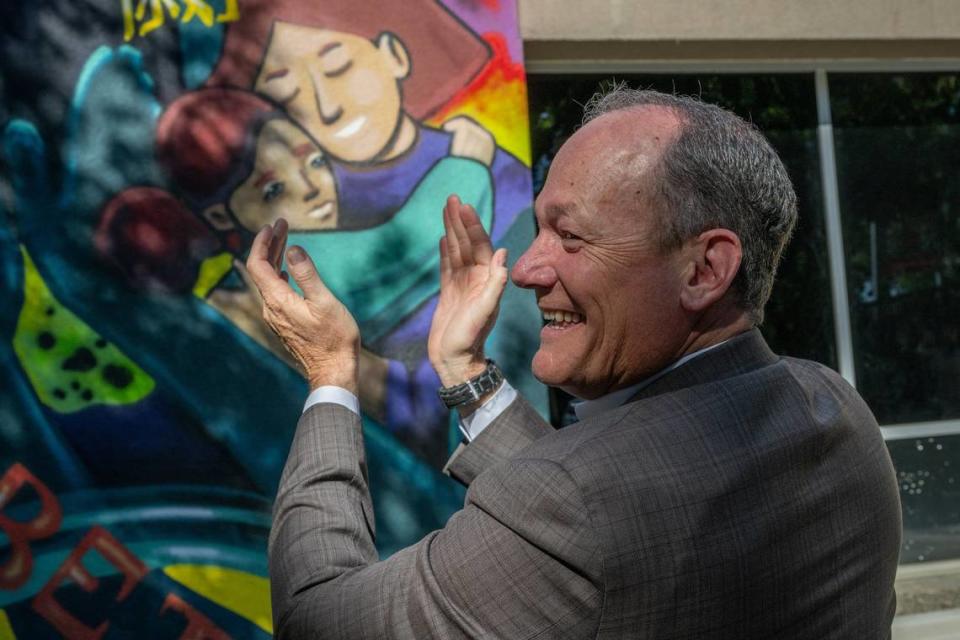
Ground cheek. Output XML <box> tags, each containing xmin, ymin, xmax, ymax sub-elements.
<box><xmin>346</xmin><ymin>68</ymin><xmax>394</xmax><ymax>110</ymax></box>
<box><xmin>316</xmin><ymin>170</ymin><xmax>336</xmax><ymax>197</ymax></box>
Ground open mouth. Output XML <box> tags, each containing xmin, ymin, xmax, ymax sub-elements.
<box><xmin>307</xmin><ymin>201</ymin><xmax>336</xmax><ymax>221</ymax></box>
<box><xmin>542</xmin><ymin>309</ymin><xmax>584</xmax><ymax>328</ymax></box>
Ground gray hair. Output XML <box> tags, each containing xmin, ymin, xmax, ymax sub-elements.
<box><xmin>582</xmin><ymin>86</ymin><xmax>798</xmax><ymax>325</ymax></box>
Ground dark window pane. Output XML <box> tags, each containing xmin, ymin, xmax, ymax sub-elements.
<box><xmin>527</xmin><ymin>74</ymin><xmax>835</xmax><ymax>376</ymax></box>
<box><xmin>886</xmin><ymin>434</ymin><xmax>960</xmax><ymax>564</ymax></box>
<box><xmin>831</xmin><ymin>73</ymin><xmax>960</xmax><ymax>424</ymax></box>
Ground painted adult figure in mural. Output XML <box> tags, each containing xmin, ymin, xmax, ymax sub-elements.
<box><xmin>191</xmin><ymin>0</ymin><xmax>544</xmax><ymax>465</ymax></box>
<box><xmin>155</xmin><ymin>88</ymin><xmax>493</xmax><ymax>438</ymax></box>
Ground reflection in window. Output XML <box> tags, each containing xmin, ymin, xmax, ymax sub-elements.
<box><xmin>831</xmin><ymin>73</ymin><xmax>960</xmax><ymax>424</ymax></box>
<box><xmin>887</xmin><ymin>435</ymin><xmax>960</xmax><ymax>564</ymax></box>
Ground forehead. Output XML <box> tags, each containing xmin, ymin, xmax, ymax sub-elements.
<box><xmin>537</xmin><ymin>106</ymin><xmax>681</xmax><ymax>224</ymax></box>
<box><xmin>261</xmin><ymin>23</ymin><xmax>371</xmax><ymax>62</ymax></box>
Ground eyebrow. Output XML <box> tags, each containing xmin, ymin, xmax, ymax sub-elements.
<box><xmin>293</xmin><ymin>143</ymin><xmax>314</xmax><ymax>158</ymax></box>
<box><xmin>541</xmin><ymin>202</ymin><xmax>577</xmax><ymax>220</ymax></box>
<box><xmin>264</xmin><ymin>68</ymin><xmax>288</xmax><ymax>82</ymax></box>
<box><xmin>254</xmin><ymin>170</ymin><xmax>277</xmax><ymax>189</ymax></box>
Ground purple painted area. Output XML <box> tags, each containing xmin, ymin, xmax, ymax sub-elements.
<box><xmin>332</xmin><ymin>127</ymin><xmax>453</xmax><ymax>230</ymax></box>
<box><xmin>334</xmin><ymin>125</ymin><xmax>532</xmax><ymax>242</ymax></box>
<box><xmin>335</xmin><ymin>123</ymin><xmax>534</xmax><ymax>464</ymax></box>
<box><xmin>440</xmin><ymin>0</ymin><xmax>524</xmax><ymax>63</ymax></box>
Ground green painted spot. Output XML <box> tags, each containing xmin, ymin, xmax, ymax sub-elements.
<box><xmin>13</xmin><ymin>247</ymin><xmax>155</xmax><ymax>413</ymax></box>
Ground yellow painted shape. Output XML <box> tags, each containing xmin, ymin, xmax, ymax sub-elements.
<box><xmin>0</xmin><ymin>609</ymin><xmax>17</xmax><ymax>640</ymax></box>
<box><xmin>431</xmin><ymin>79</ymin><xmax>531</xmax><ymax>167</ymax></box>
<box><xmin>12</xmin><ymin>247</ymin><xmax>155</xmax><ymax>413</ymax></box>
<box><xmin>193</xmin><ymin>252</ymin><xmax>234</xmax><ymax>299</ymax></box>
<box><xmin>427</xmin><ymin>37</ymin><xmax>532</xmax><ymax>166</ymax></box>
<box><xmin>163</xmin><ymin>564</ymin><xmax>272</xmax><ymax>634</ymax></box>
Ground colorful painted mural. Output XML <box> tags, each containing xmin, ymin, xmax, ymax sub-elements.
<box><xmin>0</xmin><ymin>0</ymin><xmax>545</xmax><ymax>636</ymax></box>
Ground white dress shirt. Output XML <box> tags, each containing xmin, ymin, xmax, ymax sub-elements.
<box><xmin>302</xmin><ymin>341</ymin><xmax>728</xmax><ymax>441</ymax></box>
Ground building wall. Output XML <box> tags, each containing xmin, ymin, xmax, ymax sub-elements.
<box><xmin>518</xmin><ymin>0</ymin><xmax>960</xmax><ymax>64</ymax></box>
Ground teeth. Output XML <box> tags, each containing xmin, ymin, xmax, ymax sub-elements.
<box><xmin>308</xmin><ymin>202</ymin><xmax>334</xmax><ymax>220</ymax></box>
<box><xmin>542</xmin><ymin>310</ymin><xmax>583</xmax><ymax>323</ymax></box>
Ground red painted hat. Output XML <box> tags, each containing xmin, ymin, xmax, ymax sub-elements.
<box><xmin>205</xmin><ymin>0</ymin><xmax>490</xmax><ymax>120</ymax></box>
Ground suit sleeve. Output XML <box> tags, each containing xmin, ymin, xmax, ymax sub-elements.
<box><xmin>269</xmin><ymin>402</ymin><xmax>601</xmax><ymax>639</ymax></box>
<box><xmin>443</xmin><ymin>393</ymin><xmax>554</xmax><ymax>486</ymax></box>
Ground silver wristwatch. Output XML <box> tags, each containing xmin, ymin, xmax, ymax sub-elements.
<box><xmin>437</xmin><ymin>359</ymin><xmax>504</xmax><ymax>409</ymax></box>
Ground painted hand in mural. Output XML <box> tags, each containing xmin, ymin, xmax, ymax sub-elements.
<box><xmin>246</xmin><ymin>220</ymin><xmax>360</xmax><ymax>393</ymax></box>
<box><xmin>428</xmin><ymin>195</ymin><xmax>508</xmax><ymax>394</ymax></box>
<box><xmin>444</xmin><ymin>116</ymin><xmax>496</xmax><ymax>167</ymax></box>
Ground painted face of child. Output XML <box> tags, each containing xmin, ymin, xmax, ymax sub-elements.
<box><xmin>229</xmin><ymin>118</ymin><xmax>339</xmax><ymax>231</ymax></box>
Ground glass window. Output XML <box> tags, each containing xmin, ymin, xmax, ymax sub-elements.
<box><xmin>830</xmin><ymin>73</ymin><xmax>960</xmax><ymax>424</ymax></box>
<box><xmin>886</xmin><ymin>434</ymin><xmax>960</xmax><ymax>564</ymax></box>
<box><xmin>527</xmin><ymin>73</ymin><xmax>836</xmax><ymax>413</ymax></box>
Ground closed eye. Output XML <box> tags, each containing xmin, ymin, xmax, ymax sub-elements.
<box><xmin>559</xmin><ymin>231</ymin><xmax>582</xmax><ymax>251</ymax></box>
<box><xmin>325</xmin><ymin>59</ymin><xmax>352</xmax><ymax>78</ymax></box>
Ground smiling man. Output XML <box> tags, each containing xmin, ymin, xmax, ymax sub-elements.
<box><xmin>248</xmin><ymin>87</ymin><xmax>902</xmax><ymax>639</ymax></box>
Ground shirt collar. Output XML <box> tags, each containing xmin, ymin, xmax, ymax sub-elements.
<box><xmin>572</xmin><ymin>340</ymin><xmax>730</xmax><ymax>422</ymax></box>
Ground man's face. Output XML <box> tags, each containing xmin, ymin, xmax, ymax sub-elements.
<box><xmin>511</xmin><ymin>107</ymin><xmax>691</xmax><ymax>399</ymax></box>
<box><xmin>229</xmin><ymin>119</ymin><xmax>338</xmax><ymax>231</ymax></box>
<box><xmin>255</xmin><ymin>23</ymin><xmax>407</xmax><ymax>164</ymax></box>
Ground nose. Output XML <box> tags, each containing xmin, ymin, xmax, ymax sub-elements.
<box><xmin>310</xmin><ymin>71</ymin><xmax>343</xmax><ymax>126</ymax></box>
<box><xmin>299</xmin><ymin>168</ymin><xmax>320</xmax><ymax>202</ymax></box>
<box><xmin>511</xmin><ymin>234</ymin><xmax>557</xmax><ymax>290</ymax></box>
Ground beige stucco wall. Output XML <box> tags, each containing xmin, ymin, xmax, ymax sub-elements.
<box><xmin>519</xmin><ymin>0</ymin><xmax>960</xmax><ymax>64</ymax></box>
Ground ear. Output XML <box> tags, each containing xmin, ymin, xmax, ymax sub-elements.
<box><xmin>679</xmin><ymin>228</ymin><xmax>742</xmax><ymax>313</ymax></box>
<box><xmin>201</xmin><ymin>204</ymin><xmax>236</xmax><ymax>231</ymax></box>
<box><xmin>376</xmin><ymin>32</ymin><xmax>411</xmax><ymax>80</ymax></box>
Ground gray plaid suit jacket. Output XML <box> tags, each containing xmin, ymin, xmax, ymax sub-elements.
<box><xmin>269</xmin><ymin>330</ymin><xmax>902</xmax><ymax>639</ymax></box>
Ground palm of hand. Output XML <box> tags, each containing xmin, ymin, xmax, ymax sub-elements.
<box><xmin>430</xmin><ymin>263</ymin><xmax>498</xmax><ymax>362</ymax></box>
<box><xmin>427</xmin><ymin>196</ymin><xmax>508</xmax><ymax>385</ymax></box>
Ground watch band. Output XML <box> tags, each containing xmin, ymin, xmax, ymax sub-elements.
<box><xmin>437</xmin><ymin>359</ymin><xmax>504</xmax><ymax>409</ymax></box>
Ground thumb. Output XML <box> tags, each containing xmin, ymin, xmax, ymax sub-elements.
<box><xmin>479</xmin><ymin>248</ymin><xmax>509</xmax><ymax>310</ymax></box>
<box><xmin>286</xmin><ymin>245</ymin><xmax>331</xmax><ymax>301</ymax></box>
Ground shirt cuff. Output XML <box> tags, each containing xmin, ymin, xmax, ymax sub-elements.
<box><xmin>458</xmin><ymin>381</ymin><xmax>517</xmax><ymax>442</ymax></box>
<box><xmin>303</xmin><ymin>386</ymin><xmax>360</xmax><ymax>416</ymax></box>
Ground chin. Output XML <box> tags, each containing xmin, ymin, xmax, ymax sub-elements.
<box><xmin>531</xmin><ymin>350</ymin><xmax>577</xmax><ymax>391</ymax></box>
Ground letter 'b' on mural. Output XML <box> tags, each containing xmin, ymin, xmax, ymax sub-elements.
<box><xmin>0</xmin><ymin>464</ymin><xmax>63</xmax><ymax>590</ymax></box>
<box><xmin>0</xmin><ymin>0</ymin><xmax>545</xmax><ymax>636</ymax></box>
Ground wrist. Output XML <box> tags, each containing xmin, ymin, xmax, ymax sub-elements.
<box><xmin>435</xmin><ymin>354</ymin><xmax>487</xmax><ymax>388</ymax></box>
<box><xmin>437</xmin><ymin>359</ymin><xmax>503</xmax><ymax>416</ymax></box>
<box><xmin>305</xmin><ymin>356</ymin><xmax>359</xmax><ymax>395</ymax></box>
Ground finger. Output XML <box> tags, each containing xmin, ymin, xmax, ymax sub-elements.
<box><xmin>267</xmin><ymin>218</ymin><xmax>289</xmax><ymax>271</ymax></box>
<box><xmin>248</xmin><ymin>224</ymin><xmax>272</xmax><ymax>263</ymax></box>
<box><xmin>286</xmin><ymin>245</ymin><xmax>331</xmax><ymax>302</ymax></box>
<box><xmin>246</xmin><ymin>226</ymin><xmax>280</xmax><ymax>284</ymax></box>
<box><xmin>449</xmin><ymin>198</ymin><xmax>474</xmax><ymax>266</ymax></box>
<box><xmin>479</xmin><ymin>248</ymin><xmax>509</xmax><ymax>311</ymax></box>
<box><xmin>462</xmin><ymin>206</ymin><xmax>493</xmax><ymax>264</ymax></box>
<box><xmin>246</xmin><ymin>226</ymin><xmax>295</xmax><ymax>300</ymax></box>
<box><xmin>443</xmin><ymin>196</ymin><xmax>464</xmax><ymax>268</ymax></box>
<box><xmin>439</xmin><ymin>237</ymin><xmax>452</xmax><ymax>286</ymax></box>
